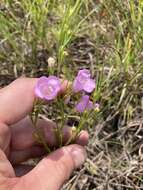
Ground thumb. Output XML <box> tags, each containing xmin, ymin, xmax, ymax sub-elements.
<box><xmin>15</xmin><ymin>145</ymin><xmax>86</xmax><ymax>190</ymax></box>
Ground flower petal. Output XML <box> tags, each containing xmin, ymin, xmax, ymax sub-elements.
<box><xmin>73</xmin><ymin>78</ymin><xmax>83</xmax><ymax>93</ymax></box>
<box><xmin>35</xmin><ymin>76</ymin><xmax>61</xmax><ymax>100</ymax></box>
<box><xmin>83</xmin><ymin>79</ymin><xmax>95</xmax><ymax>93</ymax></box>
<box><xmin>73</xmin><ymin>69</ymin><xmax>91</xmax><ymax>93</ymax></box>
<box><xmin>78</xmin><ymin>69</ymin><xmax>90</xmax><ymax>78</ymax></box>
<box><xmin>75</xmin><ymin>95</ymin><xmax>90</xmax><ymax>113</ymax></box>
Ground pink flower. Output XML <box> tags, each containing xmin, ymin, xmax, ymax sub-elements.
<box><xmin>35</xmin><ymin>76</ymin><xmax>61</xmax><ymax>100</ymax></box>
<box><xmin>75</xmin><ymin>95</ymin><xmax>93</xmax><ymax>113</ymax></box>
<box><xmin>73</xmin><ymin>69</ymin><xmax>95</xmax><ymax>93</ymax></box>
<box><xmin>94</xmin><ymin>103</ymin><xmax>100</xmax><ymax>110</ymax></box>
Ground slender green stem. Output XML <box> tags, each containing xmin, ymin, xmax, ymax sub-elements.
<box><xmin>33</xmin><ymin>123</ymin><xmax>51</xmax><ymax>153</ymax></box>
<box><xmin>58</xmin><ymin>98</ymin><xmax>65</xmax><ymax>146</ymax></box>
<box><xmin>30</xmin><ymin>99</ymin><xmax>51</xmax><ymax>153</ymax></box>
<box><xmin>65</xmin><ymin>112</ymin><xmax>88</xmax><ymax>146</ymax></box>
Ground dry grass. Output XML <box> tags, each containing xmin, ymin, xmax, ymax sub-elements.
<box><xmin>1</xmin><ymin>0</ymin><xmax>143</xmax><ymax>189</ymax></box>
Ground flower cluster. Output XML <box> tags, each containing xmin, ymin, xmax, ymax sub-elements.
<box><xmin>33</xmin><ymin>69</ymin><xmax>99</xmax><ymax>150</ymax></box>
<box><xmin>35</xmin><ymin>69</ymin><xmax>98</xmax><ymax>113</ymax></box>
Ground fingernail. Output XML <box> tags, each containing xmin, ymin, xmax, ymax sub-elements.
<box><xmin>70</xmin><ymin>146</ymin><xmax>87</xmax><ymax>168</ymax></box>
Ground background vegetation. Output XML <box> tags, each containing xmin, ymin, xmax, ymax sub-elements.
<box><xmin>1</xmin><ymin>0</ymin><xmax>143</xmax><ymax>189</ymax></box>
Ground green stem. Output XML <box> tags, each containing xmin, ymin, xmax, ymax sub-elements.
<box><xmin>65</xmin><ymin>112</ymin><xmax>88</xmax><ymax>146</ymax></box>
<box><xmin>65</xmin><ymin>94</ymin><xmax>92</xmax><ymax>146</ymax></box>
<box><xmin>33</xmin><ymin>124</ymin><xmax>51</xmax><ymax>153</ymax></box>
<box><xmin>59</xmin><ymin>98</ymin><xmax>65</xmax><ymax>146</ymax></box>
<box><xmin>31</xmin><ymin>99</ymin><xmax>51</xmax><ymax>153</ymax></box>
<box><xmin>54</xmin><ymin>97</ymin><xmax>65</xmax><ymax>147</ymax></box>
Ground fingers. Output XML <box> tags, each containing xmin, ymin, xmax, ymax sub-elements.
<box><xmin>0</xmin><ymin>149</ymin><xmax>15</xmax><ymax>178</ymax></box>
<box><xmin>14</xmin><ymin>145</ymin><xmax>86</xmax><ymax>190</ymax></box>
<box><xmin>76</xmin><ymin>130</ymin><xmax>89</xmax><ymax>146</ymax></box>
<box><xmin>10</xmin><ymin>117</ymin><xmax>88</xmax><ymax>165</ymax></box>
<box><xmin>10</xmin><ymin>146</ymin><xmax>45</xmax><ymax>165</ymax></box>
<box><xmin>0</xmin><ymin>123</ymin><xmax>11</xmax><ymax>155</ymax></box>
<box><xmin>11</xmin><ymin>117</ymin><xmax>89</xmax><ymax>151</ymax></box>
<box><xmin>10</xmin><ymin>130</ymin><xmax>88</xmax><ymax>165</ymax></box>
<box><xmin>0</xmin><ymin>78</ymin><xmax>37</xmax><ymax>125</ymax></box>
<box><xmin>11</xmin><ymin>117</ymin><xmax>56</xmax><ymax>150</ymax></box>
<box><xmin>0</xmin><ymin>78</ymin><xmax>69</xmax><ymax>125</ymax></box>
<box><xmin>14</xmin><ymin>165</ymin><xmax>34</xmax><ymax>177</ymax></box>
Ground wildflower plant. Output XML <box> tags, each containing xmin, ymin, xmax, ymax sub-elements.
<box><xmin>31</xmin><ymin>69</ymin><xmax>99</xmax><ymax>152</ymax></box>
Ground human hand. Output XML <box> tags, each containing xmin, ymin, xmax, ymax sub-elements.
<box><xmin>0</xmin><ymin>78</ymin><xmax>88</xmax><ymax>190</ymax></box>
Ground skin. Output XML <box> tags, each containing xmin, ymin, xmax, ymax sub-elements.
<box><xmin>0</xmin><ymin>78</ymin><xmax>88</xmax><ymax>190</ymax></box>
